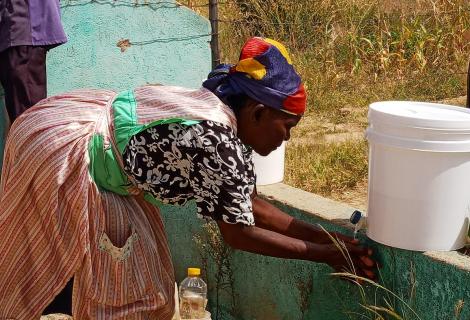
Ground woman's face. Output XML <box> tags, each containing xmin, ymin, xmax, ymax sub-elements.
<box><xmin>237</xmin><ymin>102</ymin><xmax>301</xmax><ymax>156</ymax></box>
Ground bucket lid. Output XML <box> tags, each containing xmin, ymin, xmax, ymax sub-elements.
<box><xmin>369</xmin><ymin>101</ymin><xmax>470</xmax><ymax>130</ymax></box>
<box><xmin>367</xmin><ymin>101</ymin><xmax>470</xmax><ymax>152</ymax></box>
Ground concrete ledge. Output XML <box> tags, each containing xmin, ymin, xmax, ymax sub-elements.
<box><xmin>258</xmin><ymin>182</ymin><xmax>470</xmax><ymax>272</ymax></box>
<box><xmin>258</xmin><ymin>183</ymin><xmax>356</xmax><ymax>229</ymax></box>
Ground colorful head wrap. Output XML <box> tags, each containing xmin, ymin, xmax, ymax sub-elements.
<box><xmin>202</xmin><ymin>37</ymin><xmax>307</xmax><ymax>115</ymax></box>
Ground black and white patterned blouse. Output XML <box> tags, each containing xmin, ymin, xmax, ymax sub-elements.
<box><xmin>122</xmin><ymin>120</ymin><xmax>256</xmax><ymax>226</ymax></box>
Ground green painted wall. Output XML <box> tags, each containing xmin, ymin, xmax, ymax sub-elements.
<box><xmin>164</xmin><ymin>199</ymin><xmax>470</xmax><ymax>320</ymax></box>
<box><xmin>48</xmin><ymin>1</ymin><xmax>211</xmax><ymax>94</ymax></box>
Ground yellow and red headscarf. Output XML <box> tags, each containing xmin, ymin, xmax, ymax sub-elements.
<box><xmin>203</xmin><ymin>37</ymin><xmax>307</xmax><ymax>115</ymax></box>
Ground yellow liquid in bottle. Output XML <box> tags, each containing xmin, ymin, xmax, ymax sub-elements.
<box><xmin>179</xmin><ymin>293</ymin><xmax>206</xmax><ymax>319</ymax></box>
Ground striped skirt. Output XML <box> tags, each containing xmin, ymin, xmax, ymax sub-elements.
<box><xmin>0</xmin><ymin>90</ymin><xmax>175</xmax><ymax>320</ymax></box>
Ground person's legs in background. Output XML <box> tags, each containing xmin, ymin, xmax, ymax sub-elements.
<box><xmin>0</xmin><ymin>45</ymin><xmax>48</xmax><ymax>122</ymax></box>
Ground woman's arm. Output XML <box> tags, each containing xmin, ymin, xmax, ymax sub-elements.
<box><xmin>217</xmin><ymin>221</ymin><xmax>329</xmax><ymax>261</ymax></box>
<box><xmin>252</xmin><ymin>195</ymin><xmax>347</xmax><ymax>244</ymax></box>
<box><xmin>216</xmin><ymin>193</ymin><xmax>377</xmax><ymax>278</ymax></box>
<box><xmin>217</xmin><ymin>220</ymin><xmax>375</xmax><ymax>279</ymax></box>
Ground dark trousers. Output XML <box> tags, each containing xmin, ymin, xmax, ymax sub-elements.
<box><xmin>0</xmin><ymin>45</ymin><xmax>47</xmax><ymax>122</ymax></box>
<box><xmin>42</xmin><ymin>278</ymin><xmax>74</xmax><ymax>315</ymax></box>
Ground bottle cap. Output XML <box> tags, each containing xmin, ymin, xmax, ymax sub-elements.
<box><xmin>350</xmin><ymin>210</ymin><xmax>363</xmax><ymax>225</ymax></box>
<box><xmin>188</xmin><ymin>267</ymin><xmax>201</xmax><ymax>277</ymax></box>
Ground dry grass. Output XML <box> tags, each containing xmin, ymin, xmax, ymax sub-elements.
<box><xmin>285</xmin><ymin>139</ymin><xmax>368</xmax><ymax>197</ymax></box>
<box><xmin>188</xmin><ymin>0</ymin><xmax>470</xmax><ymax>205</ymax></box>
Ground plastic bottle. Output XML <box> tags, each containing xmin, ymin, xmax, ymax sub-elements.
<box><xmin>179</xmin><ymin>267</ymin><xmax>207</xmax><ymax>319</ymax></box>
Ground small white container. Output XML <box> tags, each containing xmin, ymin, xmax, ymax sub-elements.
<box><xmin>366</xmin><ymin>101</ymin><xmax>470</xmax><ymax>251</ymax></box>
<box><xmin>252</xmin><ymin>142</ymin><xmax>286</xmax><ymax>185</ymax></box>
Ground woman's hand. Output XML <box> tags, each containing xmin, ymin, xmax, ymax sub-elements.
<box><xmin>317</xmin><ymin>239</ymin><xmax>376</xmax><ymax>280</ymax></box>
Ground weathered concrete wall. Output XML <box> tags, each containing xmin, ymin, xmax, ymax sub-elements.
<box><xmin>48</xmin><ymin>1</ymin><xmax>211</xmax><ymax>94</ymax></box>
<box><xmin>164</xmin><ymin>184</ymin><xmax>470</xmax><ymax>320</ymax></box>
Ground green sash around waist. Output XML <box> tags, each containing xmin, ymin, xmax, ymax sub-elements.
<box><xmin>88</xmin><ymin>89</ymin><xmax>199</xmax><ymax>205</ymax></box>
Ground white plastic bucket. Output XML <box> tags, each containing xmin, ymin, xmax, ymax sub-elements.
<box><xmin>252</xmin><ymin>142</ymin><xmax>285</xmax><ymax>185</ymax></box>
<box><xmin>366</xmin><ymin>101</ymin><xmax>470</xmax><ymax>251</ymax></box>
